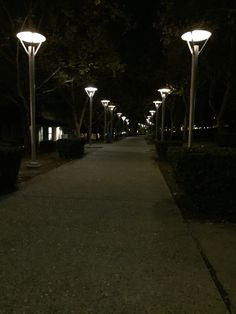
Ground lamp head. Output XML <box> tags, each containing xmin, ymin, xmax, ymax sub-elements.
<box><xmin>158</xmin><ymin>88</ymin><xmax>171</xmax><ymax>99</ymax></box>
<box><xmin>181</xmin><ymin>30</ymin><xmax>211</xmax><ymax>42</ymax></box>
<box><xmin>117</xmin><ymin>112</ymin><xmax>122</xmax><ymax>118</ymax></box>
<box><xmin>101</xmin><ymin>99</ymin><xmax>110</xmax><ymax>107</ymax></box>
<box><xmin>17</xmin><ymin>31</ymin><xmax>46</xmax><ymax>44</ymax></box>
<box><xmin>85</xmin><ymin>86</ymin><xmax>97</xmax><ymax>97</ymax></box>
<box><xmin>108</xmin><ymin>105</ymin><xmax>116</xmax><ymax>112</ymax></box>
<box><xmin>153</xmin><ymin>100</ymin><xmax>162</xmax><ymax>108</ymax></box>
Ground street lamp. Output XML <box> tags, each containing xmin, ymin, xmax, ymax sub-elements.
<box><xmin>149</xmin><ymin>110</ymin><xmax>155</xmax><ymax>116</ymax></box>
<box><xmin>149</xmin><ymin>110</ymin><xmax>155</xmax><ymax>140</ymax></box>
<box><xmin>108</xmin><ymin>105</ymin><xmax>116</xmax><ymax>141</ymax></box>
<box><xmin>85</xmin><ymin>86</ymin><xmax>97</xmax><ymax>145</ymax></box>
<box><xmin>121</xmin><ymin>116</ymin><xmax>126</xmax><ymax>134</ymax></box>
<box><xmin>158</xmin><ymin>87</ymin><xmax>171</xmax><ymax>142</ymax></box>
<box><xmin>181</xmin><ymin>29</ymin><xmax>211</xmax><ymax>148</ymax></box>
<box><xmin>153</xmin><ymin>100</ymin><xmax>162</xmax><ymax>142</ymax></box>
<box><xmin>101</xmin><ymin>99</ymin><xmax>110</xmax><ymax>142</ymax></box>
<box><xmin>17</xmin><ymin>31</ymin><xmax>46</xmax><ymax>167</ymax></box>
<box><xmin>116</xmin><ymin>112</ymin><xmax>122</xmax><ymax>137</ymax></box>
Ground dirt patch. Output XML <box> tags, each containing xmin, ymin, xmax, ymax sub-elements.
<box><xmin>18</xmin><ymin>152</ymin><xmax>70</xmax><ymax>183</ymax></box>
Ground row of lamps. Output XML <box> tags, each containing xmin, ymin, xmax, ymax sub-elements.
<box><xmin>148</xmin><ymin>29</ymin><xmax>211</xmax><ymax>148</ymax></box>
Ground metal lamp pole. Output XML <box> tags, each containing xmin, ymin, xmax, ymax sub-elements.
<box><xmin>101</xmin><ymin>99</ymin><xmax>110</xmax><ymax>142</ymax></box>
<box><xmin>153</xmin><ymin>100</ymin><xmax>162</xmax><ymax>142</ymax></box>
<box><xmin>108</xmin><ymin>105</ymin><xmax>115</xmax><ymax>141</ymax></box>
<box><xmin>158</xmin><ymin>88</ymin><xmax>171</xmax><ymax>142</ymax></box>
<box><xmin>17</xmin><ymin>31</ymin><xmax>46</xmax><ymax>167</ymax></box>
<box><xmin>121</xmin><ymin>116</ymin><xmax>126</xmax><ymax>135</ymax></box>
<box><xmin>116</xmin><ymin>112</ymin><xmax>122</xmax><ymax>137</ymax></box>
<box><xmin>181</xmin><ymin>30</ymin><xmax>211</xmax><ymax>148</ymax></box>
<box><xmin>85</xmin><ymin>86</ymin><xmax>97</xmax><ymax>145</ymax></box>
<box><xmin>149</xmin><ymin>110</ymin><xmax>155</xmax><ymax>140</ymax></box>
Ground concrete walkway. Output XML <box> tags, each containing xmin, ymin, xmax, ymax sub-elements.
<box><xmin>0</xmin><ymin>137</ymin><xmax>228</xmax><ymax>313</ymax></box>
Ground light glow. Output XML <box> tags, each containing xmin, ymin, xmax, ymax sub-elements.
<box><xmin>85</xmin><ymin>86</ymin><xmax>97</xmax><ymax>97</ymax></box>
<box><xmin>181</xmin><ymin>30</ymin><xmax>211</xmax><ymax>42</ymax></box>
<box><xmin>17</xmin><ymin>31</ymin><xmax>46</xmax><ymax>44</ymax></box>
<box><xmin>153</xmin><ymin>100</ymin><xmax>162</xmax><ymax>108</ymax></box>
<box><xmin>158</xmin><ymin>88</ymin><xmax>171</xmax><ymax>98</ymax></box>
<box><xmin>101</xmin><ymin>99</ymin><xmax>110</xmax><ymax>107</ymax></box>
<box><xmin>108</xmin><ymin>105</ymin><xmax>115</xmax><ymax>111</ymax></box>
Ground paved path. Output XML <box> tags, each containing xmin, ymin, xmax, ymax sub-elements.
<box><xmin>0</xmin><ymin>137</ymin><xmax>227</xmax><ymax>313</ymax></box>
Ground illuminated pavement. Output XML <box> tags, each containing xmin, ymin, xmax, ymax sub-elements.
<box><xmin>0</xmin><ymin>137</ymin><xmax>228</xmax><ymax>313</ymax></box>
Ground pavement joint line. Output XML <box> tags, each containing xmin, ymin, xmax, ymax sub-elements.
<box><xmin>189</xmin><ymin>226</ymin><xmax>233</xmax><ymax>314</ymax></box>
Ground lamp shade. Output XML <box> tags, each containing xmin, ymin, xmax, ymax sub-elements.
<box><xmin>17</xmin><ymin>31</ymin><xmax>46</xmax><ymax>43</ymax></box>
<box><xmin>181</xmin><ymin>30</ymin><xmax>211</xmax><ymax>42</ymax></box>
<box><xmin>85</xmin><ymin>87</ymin><xmax>97</xmax><ymax>97</ymax></box>
<box><xmin>101</xmin><ymin>100</ymin><xmax>110</xmax><ymax>107</ymax></box>
<box><xmin>153</xmin><ymin>100</ymin><xmax>162</xmax><ymax>108</ymax></box>
<box><xmin>158</xmin><ymin>88</ymin><xmax>171</xmax><ymax>98</ymax></box>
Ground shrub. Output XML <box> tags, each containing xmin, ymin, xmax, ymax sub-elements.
<box><xmin>0</xmin><ymin>143</ymin><xmax>22</xmax><ymax>193</ymax></box>
<box><xmin>39</xmin><ymin>140</ymin><xmax>56</xmax><ymax>153</ymax></box>
<box><xmin>57</xmin><ymin>138</ymin><xmax>85</xmax><ymax>159</ymax></box>
<box><xmin>155</xmin><ymin>141</ymin><xmax>168</xmax><ymax>160</ymax></box>
<box><xmin>155</xmin><ymin>140</ymin><xmax>183</xmax><ymax>160</ymax></box>
<box><xmin>173</xmin><ymin>147</ymin><xmax>236</xmax><ymax>221</ymax></box>
<box><xmin>216</xmin><ymin>131</ymin><xmax>236</xmax><ymax>147</ymax></box>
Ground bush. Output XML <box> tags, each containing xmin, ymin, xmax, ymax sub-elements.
<box><xmin>39</xmin><ymin>140</ymin><xmax>56</xmax><ymax>153</ymax></box>
<box><xmin>155</xmin><ymin>140</ymin><xmax>183</xmax><ymax>160</ymax></box>
<box><xmin>0</xmin><ymin>143</ymin><xmax>22</xmax><ymax>193</ymax></box>
<box><xmin>155</xmin><ymin>141</ymin><xmax>168</xmax><ymax>160</ymax></box>
<box><xmin>216</xmin><ymin>131</ymin><xmax>236</xmax><ymax>147</ymax></box>
<box><xmin>57</xmin><ymin>138</ymin><xmax>85</xmax><ymax>159</ymax></box>
<box><xmin>173</xmin><ymin>147</ymin><xmax>236</xmax><ymax>221</ymax></box>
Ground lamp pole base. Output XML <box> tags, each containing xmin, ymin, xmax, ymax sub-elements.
<box><xmin>27</xmin><ymin>161</ymin><xmax>41</xmax><ymax>168</ymax></box>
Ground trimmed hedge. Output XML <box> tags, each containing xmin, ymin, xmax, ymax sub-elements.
<box><xmin>39</xmin><ymin>140</ymin><xmax>56</xmax><ymax>153</ymax></box>
<box><xmin>57</xmin><ymin>138</ymin><xmax>85</xmax><ymax>158</ymax></box>
<box><xmin>155</xmin><ymin>140</ymin><xmax>183</xmax><ymax>160</ymax></box>
<box><xmin>0</xmin><ymin>143</ymin><xmax>22</xmax><ymax>193</ymax></box>
<box><xmin>173</xmin><ymin>147</ymin><xmax>236</xmax><ymax>221</ymax></box>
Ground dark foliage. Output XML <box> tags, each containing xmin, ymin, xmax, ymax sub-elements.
<box><xmin>0</xmin><ymin>143</ymin><xmax>22</xmax><ymax>193</ymax></box>
<box><xmin>39</xmin><ymin>140</ymin><xmax>57</xmax><ymax>153</ymax></box>
<box><xmin>172</xmin><ymin>147</ymin><xmax>236</xmax><ymax>221</ymax></box>
<box><xmin>155</xmin><ymin>140</ymin><xmax>183</xmax><ymax>160</ymax></box>
<box><xmin>57</xmin><ymin>138</ymin><xmax>85</xmax><ymax>159</ymax></box>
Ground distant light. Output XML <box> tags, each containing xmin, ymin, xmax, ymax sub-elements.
<box><xmin>108</xmin><ymin>105</ymin><xmax>115</xmax><ymax>111</ymax></box>
<box><xmin>153</xmin><ymin>100</ymin><xmax>162</xmax><ymax>108</ymax></box>
<box><xmin>149</xmin><ymin>110</ymin><xmax>155</xmax><ymax>116</ymax></box>
<box><xmin>101</xmin><ymin>99</ymin><xmax>110</xmax><ymax>107</ymax></box>
<box><xmin>85</xmin><ymin>86</ymin><xmax>97</xmax><ymax>97</ymax></box>
<box><xmin>117</xmin><ymin>112</ymin><xmax>122</xmax><ymax>117</ymax></box>
<box><xmin>181</xmin><ymin>30</ymin><xmax>211</xmax><ymax>42</ymax></box>
<box><xmin>158</xmin><ymin>88</ymin><xmax>171</xmax><ymax>98</ymax></box>
<box><xmin>17</xmin><ymin>31</ymin><xmax>46</xmax><ymax>44</ymax></box>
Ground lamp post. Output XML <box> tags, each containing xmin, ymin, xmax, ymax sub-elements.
<box><xmin>101</xmin><ymin>99</ymin><xmax>110</xmax><ymax>142</ymax></box>
<box><xmin>108</xmin><ymin>105</ymin><xmax>115</xmax><ymax>141</ymax></box>
<box><xmin>17</xmin><ymin>31</ymin><xmax>46</xmax><ymax>167</ymax></box>
<box><xmin>116</xmin><ymin>112</ymin><xmax>122</xmax><ymax>137</ymax></box>
<box><xmin>85</xmin><ymin>86</ymin><xmax>97</xmax><ymax>145</ymax></box>
<box><xmin>181</xmin><ymin>29</ymin><xmax>211</xmax><ymax>148</ymax></box>
<box><xmin>121</xmin><ymin>116</ymin><xmax>126</xmax><ymax>135</ymax></box>
<box><xmin>153</xmin><ymin>100</ymin><xmax>162</xmax><ymax>142</ymax></box>
<box><xmin>158</xmin><ymin>88</ymin><xmax>171</xmax><ymax>142</ymax></box>
<box><xmin>149</xmin><ymin>110</ymin><xmax>155</xmax><ymax>140</ymax></box>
